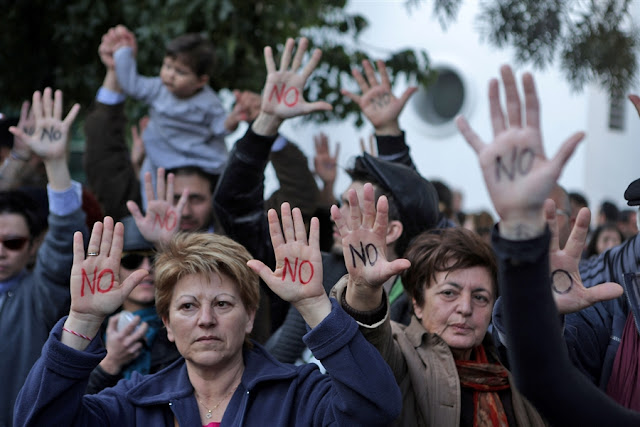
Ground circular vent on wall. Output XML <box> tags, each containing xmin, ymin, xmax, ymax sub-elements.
<box><xmin>412</xmin><ymin>65</ymin><xmax>469</xmax><ymax>137</ymax></box>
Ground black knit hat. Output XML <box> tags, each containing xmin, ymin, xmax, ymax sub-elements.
<box><xmin>355</xmin><ymin>153</ymin><xmax>440</xmax><ymax>247</ymax></box>
<box><xmin>120</xmin><ymin>216</ymin><xmax>153</xmax><ymax>251</ymax></box>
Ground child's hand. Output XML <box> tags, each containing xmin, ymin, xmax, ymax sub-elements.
<box><xmin>112</xmin><ymin>25</ymin><xmax>138</xmax><ymax>55</ymax></box>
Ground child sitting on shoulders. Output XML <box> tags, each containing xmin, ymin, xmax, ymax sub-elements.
<box><xmin>108</xmin><ymin>26</ymin><xmax>243</xmax><ymax>202</ymax></box>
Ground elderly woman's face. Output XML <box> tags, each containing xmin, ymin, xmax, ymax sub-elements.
<box><xmin>163</xmin><ymin>272</ymin><xmax>255</xmax><ymax>370</ymax></box>
<box><xmin>413</xmin><ymin>266</ymin><xmax>495</xmax><ymax>360</ymax></box>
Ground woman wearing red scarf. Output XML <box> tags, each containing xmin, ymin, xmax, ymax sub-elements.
<box><xmin>330</xmin><ymin>181</ymin><xmax>545</xmax><ymax>426</ymax></box>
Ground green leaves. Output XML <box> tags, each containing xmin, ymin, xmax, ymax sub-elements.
<box><xmin>475</xmin><ymin>0</ymin><xmax>638</xmax><ymax>95</ymax></box>
<box><xmin>1</xmin><ymin>0</ymin><xmax>431</xmax><ymax>127</ymax></box>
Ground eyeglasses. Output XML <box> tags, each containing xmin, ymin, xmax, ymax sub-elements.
<box><xmin>121</xmin><ymin>251</ymin><xmax>155</xmax><ymax>270</ymax></box>
<box><xmin>556</xmin><ymin>209</ymin><xmax>571</xmax><ymax>218</ymax></box>
<box><xmin>0</xmin><ymin>237</ymin><xmax>29</xmax><ymax>251</ymax></box>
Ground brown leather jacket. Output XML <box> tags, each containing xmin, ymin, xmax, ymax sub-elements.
<box><xmin>331</xmin><ymin>277</ymin><xmax>547</xmax><ymax>426</ymax></box>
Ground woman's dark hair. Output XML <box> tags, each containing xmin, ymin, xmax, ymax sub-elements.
<box><xmin>0</xmin><ymin>190</ymin><xmax>45</xmax><ymax>239</ymax></box>
<box><xmin>402</xmin><ymin>227</ymin><xmax>498</xmax><ymax>309</ymax></box>
<box><xmin>585</xmin><ymin>223</ymin><xmax>624</xmax><ymax>258</ymax></box>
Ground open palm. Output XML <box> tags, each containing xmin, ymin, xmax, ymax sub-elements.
<box><xmin>456</xmin><ymin>66</ymin><xmax>582</xmax><ymax>225</ymax></box>
<box><xmin>261</xmin><ymin>37</ymin><xmax>332</xmax><ymax>119</ymax></box>
<box><xmin>127</xmin><ymin>168</ymin><xmax>187</xmax><ymax>245</ymax></box>
<box><xmin>331</xmin><ymin>183</ymin><xmax>410</xmax><ymax>289</ymax></box>
<box><xmin>69</xmin><ymin>217</ymin><xmax>147</xmax><ymax>323</ymax></box>
<box><xmin>545</xmin><ymin>201</ymin><xmax>623</xmax><ymax>314</ymax></box>
<box><xmin>9</xmin><ymin>88</ymin><xmax>79</xmax><ymax>161</ymax></box>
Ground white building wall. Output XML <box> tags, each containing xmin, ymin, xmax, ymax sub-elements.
<box><xmin>227</xmin><ymin>0</ymin><xmax>639</xmax><ymax>221</ymax></box>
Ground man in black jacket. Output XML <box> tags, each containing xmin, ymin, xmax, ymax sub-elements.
<box><xmin>213</xmin><ymin>56</ymin><xmax>442</xmax><ymax>363</ymax></box>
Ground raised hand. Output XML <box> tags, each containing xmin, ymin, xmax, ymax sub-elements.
<box><xmin>456</xmin><ymin>65</ymin><xmax>583</xmax><ymax>239</ymax></box>
<box><xmin>330</xmin><ymin>183</ymin><xmax>410</xmax><ymax>309</ymax></box>
<box><xmin>313</xmin><ymin>132</ymin><xmax>339</xmax><ymax>184</ymax></box>
<box><xmin>64</xmin><ymin>218</ymin><xmax>148</xmax><ymax>350</ymax></box>
<box><xmin>230</xmin><ymin>89</ymin><xmax>262</xmax><ymax>123</ymax></box>
<box><xmin>247</xmin><ymin>203</ymin><xmax>330</xmax><ymax>328</ymax></box>
<box><xmin>113</xmin><ymin>25</ymin><xmax>137</xmax><ymax>54</ymax></box>
<box><xmin>99</xmin><ymin>27</ymin><xmax>119</xmax><ymax>69</ymax></box>
<box><xmin>545</xmin><ymin>200</ymin><xmax>623</xmax><ymax>314</ymax></box>
<box><xmin>341</xmin><ymin>59</ymin><xmax>417</xmax><ymax>135</ymax></box>
<box><xmin>9</xmin><ymin>88</ymin><xmax>80</xmax><ymax>162</ymax></box>
<box><xmin>11</xmin><ymin>101</ymin><xmax>35</xmax><ymax>161</ymax></box>
<box><xmin>260</xmin><ymin>37</ymin><xmax>332</xmax><ymax>120</ymax></box>
<box><xmin>126</xmin><ymin>167</ymin><xmax>188</xmax><ymax>245</ymax></box>
<box><xmin>100</xmin><ymin>313</ymin><xmax>149</xmax><ymax>374</ymax></box>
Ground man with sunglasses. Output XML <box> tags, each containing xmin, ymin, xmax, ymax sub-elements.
<box><xmin>1</xmin><ymin>89</ymin><xmax>88</xmax><ymax>427</ymax></box>
<box><xmin>86</xmin><ymin>216</ymin><xmax>180</xmax><ymax>394</ymax></box>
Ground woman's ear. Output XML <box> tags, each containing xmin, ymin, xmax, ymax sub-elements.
<box><xmin>162</xmin><ymin>316</ymin><xmax>175</xmax><ymax>342</ymax></box>
<box><xmin>412</xmin><ymin>297</ymin><xmax>423</xmax><ymax>321</ymax></box>
<box><xmin>245</xmin><ymin>309</ymin><xmax>256</xmax><ymax>335</ymax></box>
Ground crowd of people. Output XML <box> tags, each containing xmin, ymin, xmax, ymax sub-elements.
<box><xmin>2</xmin><ymin>23</ymin><xmax>640</xmax><ymax>427</ymax></box>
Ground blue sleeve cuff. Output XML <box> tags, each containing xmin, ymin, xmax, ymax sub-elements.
<box><xmin>270</xmin><ymin>135</ymin><xmax>288</xmax><ymax>152</ymax></box>
<box><xmin>303</xmin><ymin>298</ymin><xmax>360</xmax><ymax>360</ymax></box>
<box><xmin>96</xmin><ymin>87</ymin><xmax>126</xmax><ymax>105</ymax></box>
<box><xmin>47</xmin><ymin>181</ymin><xmax>82</xmax><ymax>216</ymax></box>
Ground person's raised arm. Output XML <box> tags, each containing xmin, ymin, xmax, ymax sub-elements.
<box><xmin>252</xmin><ymin>37</ymin><xmax>332</xmax><ymax>136</ymax></box>
<box><xmin>63</xmin><ymin>218</ymin><xmax>148</xmax><ymax>350</ymax></box>
<box><xmin>457</xmin><ymin>64</ymin><xmax>635</xmax><ymax>425</ymax></box>
<box><xmin>341</xmin><ymin>59</ymin><xmax>416</xmax><ymax>166</ymax></box>
<box><xmin>10</xmin><ymin>88</ymin><xmax>80</xmax><ymax>190</ymax></box>
<box><xmin>330</xmin><ymin>183</ymin><xmax>410</xmax><ymax>312</ymax></box>
<box><xmin>341</xmin><ymin>59</ymin><xmax>415</xmax><ymax>136</ymax></box>
<box><xmin>84</xmin><ymin>28</ymin><xmax>141</xmax><ymax>220</ymax></box>
<box><xmin>0</xmin><ymin>100</ymin><xmax>36</xmax><ymax>190</ymax></box>
<box><xmin>214</xmin><ymin>37</ymin><xmax>331</xmax><ymax>265</ymax></box>
<box><xmin>456</xmin><ymin>65</ymin><xmax>622</xmax><ymax>309</ymax></box>
<box><xmin>126</xmin><ymin>167</ymin><xmax>188</xmax><ymax>247</ymax></box>
<box><xmin>111</xmin><ymin>25</ymin><xmax>160</xmax><ymax>103</ymax></box>
<box><xmin>248</xmin><ymin>204</ymin><xmax>330</xmax><ymax>328</ymax></box>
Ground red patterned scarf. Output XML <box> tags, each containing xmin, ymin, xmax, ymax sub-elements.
<box><xmin>455</xmin><ymin>345</ymin><xmax>510</xmax><ymax>427</ymax></box>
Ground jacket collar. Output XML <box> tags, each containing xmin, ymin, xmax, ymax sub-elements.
<box><xmin>405</xmin><ymin>315</ymin><xmax>432</xmax><ymax>348</ymax></box>
<box><xmin>125</xmin><ymin>341</ymin><xmax>298</xmax><ymax>405</ymax></box>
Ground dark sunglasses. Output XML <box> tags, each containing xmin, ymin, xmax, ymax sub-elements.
<box><xmin>0</xmin><ymin>237</ymin><xmax>29</xmax><ymax>251</ymax></box>
<box><xmin>121</xmin><ymin>251</ymin><xmax>156</xmax><ymax>270</ymax></box>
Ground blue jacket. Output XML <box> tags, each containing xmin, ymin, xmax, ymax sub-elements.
<box><xmin>0</xmin><ymin>205</ymin><xmax>87</xmax><ymax>427</ymax></box>
<box><xmin>493</xmin><ymin>232</ymin><xmax>640</xmax><ymax>390</ymax></box>
<box><xmin>15</xmin><ymin>299</ymin><xmax>402</xmax><ymax>426</ymax></box>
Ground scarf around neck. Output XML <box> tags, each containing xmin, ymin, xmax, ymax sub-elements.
<box><xmin>456</xmin><ymin>345</ymin><xmax>510</xmax><ymax>427</ymax></box>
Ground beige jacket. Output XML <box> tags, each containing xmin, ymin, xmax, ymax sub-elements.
<box><xmin>331</xmin><ymin>277</ymin><xmax>547</xmax><ymax>427</ymax></box>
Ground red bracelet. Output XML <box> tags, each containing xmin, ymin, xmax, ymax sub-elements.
<box><xmin>62</xmin><ymin>326</ymin><xmax>93</xmax><ymax>341</ymax></box>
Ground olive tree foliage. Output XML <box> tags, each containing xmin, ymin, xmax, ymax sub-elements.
<box><xmin>1</xmin><ymin>0</ymin><xmax>441</xmax><ymax>125</ymax></box>
<box><xmin>408</xmin><ymin>0</ymin><xmax>639</xmax><ymax>95</ymax></box>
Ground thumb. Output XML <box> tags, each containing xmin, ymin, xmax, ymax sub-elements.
<box><xmin>247</xmin><ymin>260</ymin><xmax>272</xmax><ymax>283</ymax></box>
<box><xmin>586</xmin><ymin>282</ymin><xmax>624</xmax><ymax>305</ymax></box>
<box><xmin>385</xmin><ymin>259</ymin><xmax>411</xmax><ymax>278</ymax></box>
<box><xmin>126</xmin><ymin>200</ymin><xmax>144</xmax><ymax>223</ymax></box>
<box><xmin>121</xmin><ymin>269</ymin><xmax>149</xmax><ymax>297</ymax></box>
<box><xmin>8</xmin><ymin>126</ymin><xmax>27</xmax><ymax>142</ymax></box>
<box><xmin>303</xmin><ymin>101</ymin><xmax>333</xmax><ymax>114</ymax></box>
<box><xmin>398</xmin><ymin>86</ymin><xmax>418</xmax><ymax>107</ymax></box>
